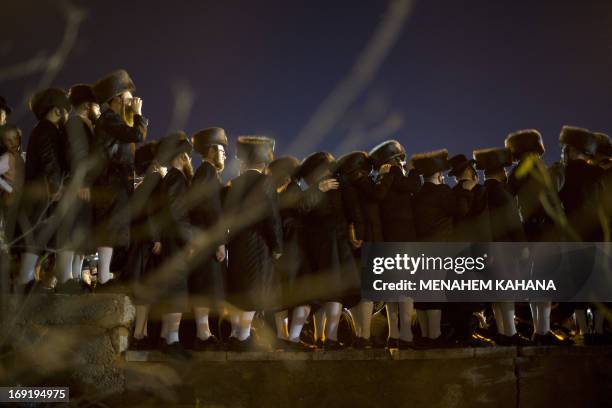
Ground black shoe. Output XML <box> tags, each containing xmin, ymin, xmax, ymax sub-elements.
<box><xmin>192</xmin><ymin>335</ymin><xmax>221</xmax><ymax>351</ymax></box>
<box><xmin>161</xmin><ymin>341</ymin><xmax>192</xmax><ymax>360</ymax></box>
<box><xmin>322</xmin><ymin>339</ymin><xmax>344</xmax><ymax>350</ymax></box>
<box><xmin>314</xmin><ymin>339</ymin><xmax>325</xmax><ymax>349</ymax></box>
<box><xmin>20</xmin><ymin>280</ymin><xmax>53</xmax><ymax>295</ymax></box>
<box><xmin>351</xmin><ymin>337</ymin><xmax>373</xmax><ymax>349</ymax></box>
<box><xmin>459</xmin><ymin>333</ymin><xmax>495</xmax><ymax>348</ymax></box>
<box><xmin>386</xmin><ymin>337</ymin><xmax>399</xmax><ymax>349</ymax></box>
<box><xmin>497</xmin><ymin>333</ymin><xmax>531</xmax><ymax>347</ymax></box>
<box><xmin>283</xmin><ymin>339</ymin><xmax>315</xmax><ymax>351</ymax></box>
<box><xmin>532</xmin><ymin>331</ymin><xmax>573</xmax><ymax>346</ymax></box>
<box><xmin>95</xmin><ymin>279</ymin><xmax>127</xmax><ymax>294</ymax></box>
<box><xmin>227</xmin><ymin>336</ymin><xmax>259</xmax><ymax>352</ymax></box>
<box><xmin>55</xmin><ymin>279</ymin><xmax>91</xmax><ymax>295</ymax></box>
<box><xmin>130</xmin><ymin>336</ymin><xmax>152</xmax><ymax>351</ymax></box>
<box><xmin>397</xmin><ymin>339</ymin><xmax>415</xmax><ymax>350</ymax></box>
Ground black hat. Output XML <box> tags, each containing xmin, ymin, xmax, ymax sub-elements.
<box><xmin>157</xmin><ymin>131</ymin><xmax>192</xmax><ymax>165</ymax></box>
<box><xmin>28</xmin><ymin>88</ymin><xmax>71</xmax><ymax>121</ymax></box>
<box><xmin>410</xmin><ymin>149</ymin><xmax>450</xmax><ymax>176</ymax></box>
<box><xmin>448</xmin><ymin>154</ymin><xmax>475</xmax><ymax>177</ymax></box>
<box><xmin>92</xmin><ymin>69</ymin><xmax>136</xmax><ymax>104</ymax></box>
<box><xmin>368</xmin><ymin>140</ymin><xmax>406</xmax><ymax>167</ymax></box>
<box><xmin>135</xmin><ymin>141</ymin><xmax>159</xmax><ymax>176</ymax></box>
<box><xmin>505</xmin><ymin>129</ymin><xmax>545</xmax><ymax>161</ymax></box>
<box><xmin>0</xmin><ymin>96</ymin><xmax>12</xmax><ymax>115</ymax></box>
<box><xmin>473</xmin><ymin>147</ymin><xmax>512</xmax><ymax>171</ymax></box>
<box><xmin>559</xmin><ymin>125</ymin><xmax>598</xmax><ymax>156</ymax></box>
<box><xmin>68</xmin><ymin>84</ymin><xmax>97</xmax><ymax>107</ymax></box>
<box><xmin>236</xmin><ymin>136</ymin><xmax>275</xmax><ymax>164</ymax></box>
<box><xmin>268</xmin><ymin>156</ymin><xmax>300</xmax><ymax>179</ymax></box>
<box><xmin>594</xmin><ymin>132</ymin><xmax>612</xmax><ymax>157</ymax></box>
<box><xmin>298</xmin><ymin>151</ymin><xmax>335</xmax><ymax>182</ymax></box>
<box><xmin>192</xmin><ymin>127</ymin><xmax>228</xmax><ymax>154</ymax></box>
<box><xmin>336</xmin><ymin>151</ymin><xmax>372</xmax><ymax>176</ymax></box>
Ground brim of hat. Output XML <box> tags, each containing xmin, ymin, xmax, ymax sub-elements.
<box><xmin>448</xmin><ymin>159</ymin><xmax>475</xmax><ymax>177</ymax></box>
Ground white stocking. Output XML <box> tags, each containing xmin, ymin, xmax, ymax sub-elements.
<box><xmin>386</xmin><ymin>302</ymin><xmax>400</xmax><ymax>339</ymax></box>
<box><xmin>288</xmin><ymin>305</ymin><xmax>310</xmax><ymax>342</ymax></box>
<box><xmin>97</xmin><ymin>247</ymin><xmax>113</xmax><ymax>284</ymax></box>
<box><xmin>19</xmin><ymin>252</ymin><xmax>39</xmax><ymax>285</ymax></box>
<box><xmin>56</xmin><ymin>250</ymin><xmax>75</xmax><ymax>284</ymax></box>
<box><xmin>399</xmin><ymin>299</ymin><xmax>414</xmax><ymax>342</ymax></box>
<box><xmin>194</xmin><ymin>307</ymin><xmax>211</xmax><ymax>341</ymax></box>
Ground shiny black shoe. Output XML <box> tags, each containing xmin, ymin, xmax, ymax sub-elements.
<box><xmin>322</xmin><ymin>339</ymin><xmax>344</xmax><ymax>350</ymax></box>
<box><xmin>161</xmin><ymin>341</ymin><xmax>192</xmax><ymax>360</ymax></box>
<box><xmin>284</xmin><ymin>339</ymin><xmax>315</xmax><ymax>351</ymax></box>
<box><xmin>351</xmin><ymin>337</ymin><xmax>373</xmax><ymax>349</ymax></box>
<box><xmin>192</xmin><ymin>335</ymin><xmax>221</xmax><ymax>351</ymax></box>
<box><xmin>461</xmin><ymin>333</ymin><xmax>495</xmax><ymax>347</ymax></box>
<box><xmin>20</xmin><ymin>280</ymin><xmax>53</xmax><ymax>295</ymax></box>
<box><xmin>229</xmin><ymin>336</ymin><xmax>260</xmax><ymax>352</ymax></box>
<box><xmin>397</xmin><ymin>339</ymin><xmax>416</xmax><ymax>350</ymax></box>
<box><xmin>314</xmin><ymin>339</ymin><xmax>325</xmax><ymax>349</ymax></box>
<box><xmin>511</xmin><ymin>333</ymin><xmax>533</xmax><ymax>347</ymax></box>
<box><xmin>386</xmin><ymin>337</ymin><xmax>399</xmax><ymax>349</ymax></box>
<box><xmin>95</xmin><ymin>279</ymin><xmax>128</xmax><ymax>294</ymax></box>
<box><xmin>55</xmin><ymin>279</ymin><xmax>91</xmax><ymax>295</ymax></box>
<box><xmin>130</xmin><ymin>336</ymin><xmax>152</xmax><ymax>351</ymax></box>
<box><xmin>532</xmin><ymin>331</ymin><xmax>573</xmax><ymax>346</ymax></box>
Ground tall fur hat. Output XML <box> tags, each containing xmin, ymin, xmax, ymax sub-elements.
<box><xmin>92</xmin><ymin>69</ymin><xmax>136</xmax><ymax>104</ymax></box>
<box><xmin>68</xmin><ymin>84</ymin><xmax>97</xmax><ymax>108</ymax></box>
<box><xmin>236</xmin><ymin>135</ymin><xmax>275</xmax><ymax>164</ymax></box>
<box><xmin>559</xmin><ymin>125</ymin><xmax>599</xmax><ymax>156</ymax></box>
<box><xmin>594</xmin><ymin>132</ymin><xmax>612</xmax><ymax>157</ymax></box>
<box><xmin>157</xmin><ymin>130</ymin><xmax>192</xmax><ymax>165</ymax></box>
<box><xmin>135</xmin><ymin>141</ymin><xmax>159</xmax><ymax>176</ymax></box>
<box><xmin>268</xmin><ymin>155</ymin><xmax>300</xmax><ymax>180</ymax></box>
<box><xmin>0</xmin><ymin>96</ymin><xmax>12</xmax><ymax>114</ymax></box>
<box><xmin>505</xmin><ymin>129</ymin><xmax>545</xmax><ymax>161</ymax></box>
<box><xmin>368</xmin><ymin>140</ymin><xmax>406</xmax><ymax>167</ymax></box>
<box><xmin>298</xmin><ymin>151</ymin><xmax>335</xmax><ymax>182</ymax></box>
<box><xmin>29</xmin><ymin>88</ymin><xmax>71</xmax><ymax>121</ymax></box>
<box><xmin>336</xmin><ymin>151</ymin><xmax>372</xmax><ymax>176</ymax></box>
<box><xmin>192</xmin><ymin>127</ymin><xmax>228</xmax><ymax>154</ymax></box>
<box><xmin>448</xmin><ymin>154</ymin><xmax>475</xmax><ymax>177</ymax></box>
<box><xmin>410</xmin><ymin>149</ymin><xmax>450</xmax><ymax>176</ymax></box>
<box><xmin>473</xmin><ymin>147</ymin><xmax>513</xmax><ymax>171</ymax></box>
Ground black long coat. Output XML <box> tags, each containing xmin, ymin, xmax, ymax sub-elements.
<box><xmin>127</xmin><ymin>171</ymin><xmax>164</xmax><ymax>304</ymax></box>
<box><xmin>224</xmin><ymin>170</ymin><xmax>282</xmax><ymax>311</ymax></box>
<box><xmin>58</xmin><ymin>115</ymin><xmax>96</xmax><ymax>252</ymax></box>
<box><xmin>378</xmin><ymin>167</ymin><xmax>421</xmax><ymax>242</ymax></box>
<box><xmin>92</xmin><ymin>109</ymin><xmax>148</xmax><ymax>247</ymax></box>
<box><xmin>158</xmin><ymin>167</ymin><xmax>192</xmax><ymax>312</ymax></box>
<box><xmin>21</xmin><ymin>119</ymin><xmax>67</xmax><ymax>254</ymax></box>
<box><xmin>343</xmin><ymin>172</ymin><xmax>390</xmax><ymax>243</ymax></box>
<box><xmin>484</xmin><ymin>179</ymin><xmax>526</xmax><ymax>242</ymax></box>
<box><xmin>274</xmin><ymin>181</ymin><xmax>312</xmax><ymax>308</ymax></box>
<box><xmin>188</xmin><ymin>161</ymin><xmax>226</xmax><ymax>305</ymax></box>
<box><xmin>558</xmin><ymin>159</ymin><xmax>603</xmax><ymax>241</ymax></box>
<box><xmin>452</xmin><ymin>182</ymin><xmax>492</xmax><ymax>242</ymax></box>
<box><xmin>301</xmin><ymin>179</ymin><xmax>360</xmax><ymax>306</ymax></box>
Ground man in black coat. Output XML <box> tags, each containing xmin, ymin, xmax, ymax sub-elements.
<box><xmin>369</xmin><ymin>140</ymin><xmax>421</xmax><ymax>349</ymax></box>
<box><xmin>411</xmin><ymin>149</ymin><xmax>472</xmax><ymax>347</ymax></box>
<box><xmin>505</xmin><ymin>129</ymin><xmax>570</xmax><ymax>346</ymax></box>
<box><xmin>557</xmin><ymin>126</ymin><xmax>603</xmax><ymax>344</ymax></box>
<box><xmin>54</xmin><ymin>83</ymin><xmax>101</xmax><ymax>293</ymax></box>
<box><xmin>446</xmin><ymin>154</ymin><xmax>494</xmax><ymax>347</ymax></box>
<box><xmin>17</xmin><ymin>88</ymin><xmax>71</xmax><ymax>294</ymax></box>
<box><xmin>224</xmin><ymin>136</ymin><xmax>282</xmax><ymax>350</ymax></box>
<box><xmin>91</xmin><ymin>70</ymin><xmax>148</xmax><ymax>289</ymax></box>
<box><xmin>188</xmin><ymin>127</ymin><xmax>229</xmax><ymax>350</ymax></box>
<box><xmin>474</xmin><ymin>147</ymin><xmax>531</xmax><ymax>346</ymax></box>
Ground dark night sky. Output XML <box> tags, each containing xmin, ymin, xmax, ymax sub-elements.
<box><xmin>1</xmin><ymin>0</ymin><xmax>611</xmax><ymax>167</ymax></box>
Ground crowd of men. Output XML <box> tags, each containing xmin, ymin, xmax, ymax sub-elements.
<box><xmin>0</xmin><ymin>69</ymin><xmax>610</xmax><ymax>358</ymax></box>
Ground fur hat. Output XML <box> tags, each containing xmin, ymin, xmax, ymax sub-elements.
<box><xmin>473</xmin><ymin>147</ymin><xmax>512</xmax><ymax>171</ymax></box>
<box><xmin>157</xmin><ymin>131</ymin><xmax>192</xmax><ymax>165</ymax></box>
<box><xmin>505</xmin><ymin>129</ymin><xmax>545</xmax><ymax>161</ymax></box>
<box><xmin>448</xmin><ymin>154</ymin><xmax>475</xmax><ymax>177</ymax></box>
<box><xmin>92</xmin><ymin>69</ymin><xmax>136</xmax><ymax>104</ymax></box>
<box><xmin>559</xmin><ymin>125</ymin><xmax>599</xmax><ymax>156</ymax></box>
<box><xmin>29</xmin><ymin>88</ymin><xmax>71</xmax><ymax>121</ymax></box>
<box><xmin>68</xmin><ymin>84</ymin><xmax>97</xmax><ymax>107</ymax></box>
<box><xmin>192</xmin><ymin>127</ymin><xmax>228</xmax><ymax>154</ymax></box>
<box><xmin>336</xmin><ymin>151</ymin><xmax>372</xmax><ymax>176</ymax></box>
<box><xmin>135</xmin><ymin>141</ymin><xmax>159</xmax><ymax>176</ymax></box>
<box><xmin>0</xmin><ymin>96</ymin><xmax>12</xmax><ymax>114</ymax></box>
<box><xmin>268</xmin><ymin>155</ymin><xmax>300</xmax><ymax>180</ymax></box>
<box><xmin>594</xmin><ymin>132</ymin><xmax>612</xmax><ymax>157</ymax></box>
<box><xmin>298</xmin><ymin>151</ymin><xmax>335</xmax><ymax>182</ymax></box>
<box><xmin>236</xmin><ymin>136</ymin><xmax>275</xmax><ymax>164</ymax></box>
<box><xmin>410</xmin><ymin>149</ymin><xmax>450</xmax><ymax>176</ymax></box>
<box><xmin>368</xmin><ymin>140</ymin><xmax>406</xmax><ymax>168</ymax></box>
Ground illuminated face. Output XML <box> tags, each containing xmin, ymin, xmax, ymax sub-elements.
<box><xmin>0</xmin><ymin>109</ymin><xmax>6</xmax><ymax>126</ymax></box>
<box><xmin>208</xmin><ymin>145</ymin><xmax>226</xmax><ymax>172</ymax></box>
<box><xmin>1</xmin><ymin>129</ymin><xmax>20</xmax><ymax>153</ymax></box>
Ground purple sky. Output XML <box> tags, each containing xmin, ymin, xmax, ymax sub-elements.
<box><xmin>1</xmin><ymin>0</ymin><xmax>611</xmax><ymax>166</ymax></box>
